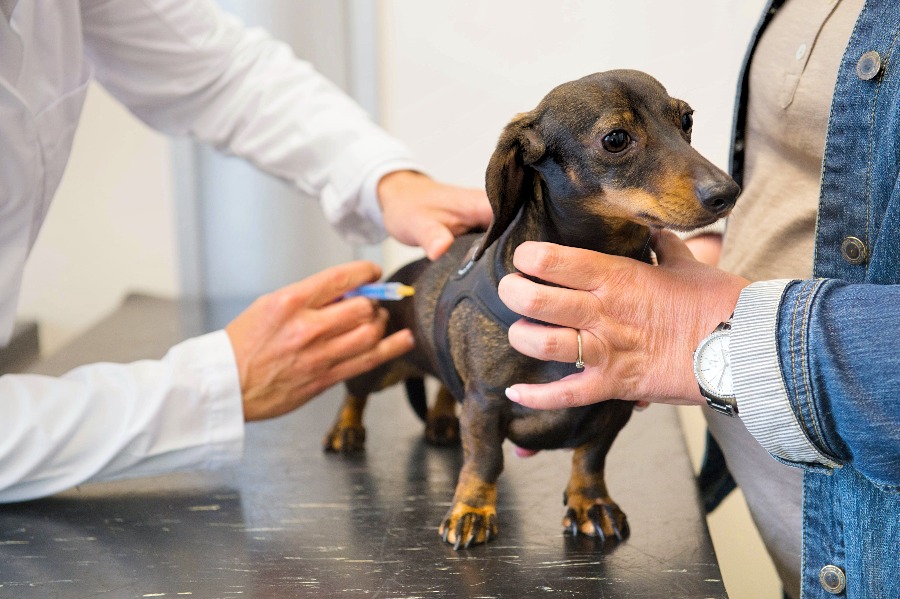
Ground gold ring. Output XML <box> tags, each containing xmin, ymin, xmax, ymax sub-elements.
<box><xmin>575</xmin><ymin>330</ymin><xmax>585</xmax><ymax>369</ymax></box>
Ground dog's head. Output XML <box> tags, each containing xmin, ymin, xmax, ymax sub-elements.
<box><xmin>476</xmin><ymin>69</ymin><xmax>740</xmax><ymax>258</ymax></box>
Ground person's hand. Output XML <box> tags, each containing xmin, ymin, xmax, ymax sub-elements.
<box><xmin>497</xmin><ymin>230</ymin><xmax>749</xmax><ymax>410</ymax></box>
<box><xmin>684</xmin><ymin>232</ymin><xmax>723</xmax><ymax>266</ymax></box>
<box><xmin>225</xmin><ymin>261</ymin><xmax>415</xmax><ymax>421</ymax></box>
<box><xmin>378</xmin><ymin>171</ymin><xmax>492</xmax><ymax>260</ymax></box>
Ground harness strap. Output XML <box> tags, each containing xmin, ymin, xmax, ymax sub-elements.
<box><xmin>432</xmin><ymin>237</ymin><xmax>520</xmax><ymax>400</ymax></box>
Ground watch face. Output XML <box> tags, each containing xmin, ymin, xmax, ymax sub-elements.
<box><xmin>696</xmin><ymin>332</ymin><xmax>734</xmax><ymax>397</ymax></box>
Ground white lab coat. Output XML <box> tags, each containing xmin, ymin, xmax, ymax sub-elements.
<box><xmin>0</xmin><ymin>0</ymin><xmax>420</xmax><ymax>502</ymax></box>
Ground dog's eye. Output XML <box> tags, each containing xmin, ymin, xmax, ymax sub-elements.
<box><xmin>601</xmin><ymin>130</ymin><xmax>631</xmax><ymax>153</ymax></box>
<box><xmin>681</xmin><ymin>112</ymin><xmax>694</xmax><ymax>133</ymax></box>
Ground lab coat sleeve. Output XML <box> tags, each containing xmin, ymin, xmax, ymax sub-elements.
<box><xmin>79</xmin><ymin>0</ymin><xmax>422</xmax><ymax>244</ymax></box>
<box><xmin>0</xmin><ymin>330</ymin><xmax>244</xmax><ymax>503</ymax></box>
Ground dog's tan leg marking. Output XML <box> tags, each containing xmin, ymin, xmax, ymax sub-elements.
<box><xmin>562</xmin><ymin>445</ymin><xmax>629</xmax><ymax>543</ymax></box>
<box><xmin>322</xmin><ymin>394</ymin><xmax>367</xmax><ymax>453</ymax></box>
<box><xmin>439</xmin><ymin>470</ymin><xmax>499</xmax><ymax>550</ymax></box>
<box><xmin>425</xmin><ymin>385</ymin><xmax>460</xmax><ymax>446</ymax></box>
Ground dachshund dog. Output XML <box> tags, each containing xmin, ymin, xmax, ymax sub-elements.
<box><xmin>324</xmin><ymin>70</ymin><xmax>740</xmax><ymax>549</ymax></box>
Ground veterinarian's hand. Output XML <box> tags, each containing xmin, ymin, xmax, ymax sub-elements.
<box><xmin>378</xmin><ymin>171</ymin><xmax>492</xmax><ymax>260</ymax></box>
<box><xmin>226</xmin><ymin>261</ymin><xmax>415</xmax><ymax>421</ymax></box>
<box><xmin>497</xmin><ymin>230</ymin><xmax>749</xmax><ymax>409</ymax></box>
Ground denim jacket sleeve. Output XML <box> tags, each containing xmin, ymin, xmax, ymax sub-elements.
<box><xmin>731</xmin><ymin>279</ymin><xmax>900</xmax><ymax>490</ymax></box>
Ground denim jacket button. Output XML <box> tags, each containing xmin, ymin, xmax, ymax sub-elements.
<box><xmin>841</xmin><ymin>236</ymin><xmax>868</xmax><ymax>265</ymax></box>
<box><xmin>819</xmin><ymin>564</ymin><xmax>847</xmax><ymax>594</ymax></box>
<box><xmin>856</xmin><ymin>51</ymin><xmax>882</xmax><ymax>80</ymax></box>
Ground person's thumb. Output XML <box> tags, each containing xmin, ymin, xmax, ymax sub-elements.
<box><xmin>652</xmin><ymin>229</ymin><xmax>699</xmax><ymax>266</ymax></box>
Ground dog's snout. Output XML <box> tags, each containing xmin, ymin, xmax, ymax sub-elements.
<box><xmin>697</xmin><ymin>180</ymin><xmax>740</xmax><ymax>215</ymax></box>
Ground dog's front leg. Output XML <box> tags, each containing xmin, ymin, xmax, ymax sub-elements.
<box><xmin>439</xmin><ymin>394</ymin><xmax>503</xmax><ymax>549</ymax></box>
<box><xmin>562</xmin><ymin>442</ymin><xmax>629</xmax><ymax>544</ymax></box>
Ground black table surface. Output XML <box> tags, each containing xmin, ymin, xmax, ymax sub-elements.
<box><xmin>0</xmin><ymin>294</ymin><xmax>726</xmax><ymax>598</ymax></box>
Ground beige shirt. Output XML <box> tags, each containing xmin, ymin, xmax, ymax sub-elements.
<box><xmin>719</xmin><ymin>0</ymin><xmax>864</xmax><ymax>281</ymax></box>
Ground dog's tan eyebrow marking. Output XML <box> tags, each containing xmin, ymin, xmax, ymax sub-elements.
<box><xmin>589</xmin><ymin>111</ymin><xmax>636</xmax><ymax>136</ymax></box>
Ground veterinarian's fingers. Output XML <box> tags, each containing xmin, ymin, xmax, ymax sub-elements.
<box><xmin>499</xmin><ymin>274</ymin><xmax>595</xmax><ymax>331</ymax></box>
<box><xmin>378</xmin><ymin>171</ymin><xmax>490</xmax><ymax>259</ymax></box>
<box><xmin>277</xmin><ymin>260</ymin><xmax>383</xmax><ymax>309</ymax></box>
<box><xmin>418</xmin><ymin>221</ymin><xmax>455</xmax><ymax>261</ymax></box>
<box><xmin>322</xmin><ymin>328</ymin><xmax>415</xmax><ymax>389</ymax></box>
<box><xmin>506</xmin><ymin>319</ymin><xmax>587</xmax><ymax>365</ymax></box>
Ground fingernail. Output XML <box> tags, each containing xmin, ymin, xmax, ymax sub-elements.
<box><xmin>505</xmin><ymin>387</ymin><xmax>521</xmax><ymax>403</ymax></box>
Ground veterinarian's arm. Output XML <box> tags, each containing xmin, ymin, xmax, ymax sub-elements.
<box><xmin>0</xmin><ymin>331</ymin><xmax>245</xmax><ymax>503</ymax></box>
<box><xmin>80</xmin><ymin>0</ymin><xmax>489</xmax><ymax>257</ymax></box>
<box><xmin>0</xmin><ymin>261</ymin><xmax>413</xmax><ymax>503</ymax></box>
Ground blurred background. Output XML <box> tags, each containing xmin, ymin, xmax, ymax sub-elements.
<box><xmin>16</xmin><ymin>1</ymin><xmax>774</xmax><ymax>596</ymax></box>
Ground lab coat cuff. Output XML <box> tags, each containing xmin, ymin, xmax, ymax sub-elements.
<box><xmin>190</xmin><ymin>330</ymin><xmax>245</xmax><ymax>470</ymax></box>
<box><xmin>319</xmin><ymin>137</ymin><xmax>423</xmax><ymax>245</ymax></box>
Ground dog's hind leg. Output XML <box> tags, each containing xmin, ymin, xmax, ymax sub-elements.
<box><xmin>323</xmin><ymin>393</ymin><xmax>367</xmax><ymax>453</ymax></box>
<box><xmin>425</xmin><ymin>385</ymin><xmax>459</xmax><ymax>446</ymax></box>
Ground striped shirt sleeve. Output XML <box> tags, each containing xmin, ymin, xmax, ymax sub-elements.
<box><xmin>731</xmin><ymin>280</ymin><xmax>840</xmax><ymax>468</ymax></box>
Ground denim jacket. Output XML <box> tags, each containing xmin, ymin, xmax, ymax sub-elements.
<box><xmin>728</xmin><ymin>1</ymin><xmax>899</xmax><ymax>597</ymax></box>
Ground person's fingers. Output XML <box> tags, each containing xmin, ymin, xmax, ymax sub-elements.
<box><xmin>506</xmin><ymin>319</ymin><xmax>585</xmax><ymax>364</ymax></box>
<box><xmin>651</xmin><ymin>229</ymin><xmax>699</xmax><ymax>266</ymax></box>
<box><xmin>276</xmin><ymin>261</ymin><xmax>383</xmax><ymax>310</ymax></box>
<box><xmin>417</xmin><ymin>220</ymin><xmax>454</xmax><ymax>261</ymax></box>
<box><xmin>304</xmin><ymin>296</ymin><xmax>383</xmax><ymax>343</ymax></box>
<box><xmin>504</xmin><ymin>374</ymin><xmax>604</xmax><ymax>411</ymax></box>
<box><xmin>511</xmin><ymin>242</ymin><xmax>632</xmax><ymax>291</ymax></box>
<box><xmin>499</xmin><ymin>274</ymin><xmax>596</xmax><ymax>330</ymax></box>
<box><xmin>322</xmin><ymin>328</ymin><xmax>415</xmax><ymax>387</ymax></box>
<box><xmin>459</xmin><ymin>189</ymin><xmax>493</xmax><ymax>230</ymax></box>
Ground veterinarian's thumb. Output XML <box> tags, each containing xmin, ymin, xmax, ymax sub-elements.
<box><xmin>422</xmin><ymin>224</ymin><xmax>454</xmax><ymax>261</ymax></box>
<box><xmin>651</xmin><ymin>230</ymin><xmax>697</xmax><ymax>266</ymax></box>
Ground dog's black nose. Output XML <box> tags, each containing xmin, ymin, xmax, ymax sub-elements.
<box><xmin>697</xmin><ymin>180</ymin><xmax>740</xmax><ymax>215</ymax></box>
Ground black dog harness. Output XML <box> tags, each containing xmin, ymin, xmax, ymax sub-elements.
<box><xmin>432</xmin><ymin>236</ymin><xmax>521</xmax><ymax>401</ymax></box>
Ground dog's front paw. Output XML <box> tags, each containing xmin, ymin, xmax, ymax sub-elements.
<box><xmin>322</xmin><ymin>423</ymin><xmax>366</xmax><ymax>453</ymax></box>
<box><xmin>439</xmin><ymin>503</ymin><xmax>499</xmax><ymax>550</ymax></box>
<box><xmin>562</xmin><ymin>491</ymin><xmax>629</xmax><ymax>544</ymax></box>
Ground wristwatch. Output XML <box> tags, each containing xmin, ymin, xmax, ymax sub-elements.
<box><xmin>693</xmin><ymin>319</ymin><xmax>738</xmax><ymax>417</ymax></box>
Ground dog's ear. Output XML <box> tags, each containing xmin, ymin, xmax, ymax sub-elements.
<box><xmin>474</xmin><ymin>113</ymin><xmax>544</xmax><ymax>261</ymax></box>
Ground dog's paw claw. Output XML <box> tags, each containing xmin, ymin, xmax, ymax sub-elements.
<box><xmin>439</xmin><ymin>506</ymin><xmax>499</xmax><ymax>550</ymax></box>
<box><xmin>562</xmin><ymin>497</ymin><xmax>628</xmax><ymax>545</ymax></box>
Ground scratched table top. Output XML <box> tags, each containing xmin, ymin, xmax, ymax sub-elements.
<box><xmin>0</xmin><ymin>295</ymin><xmax>726</xmax><ymax>599</ymax></box>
